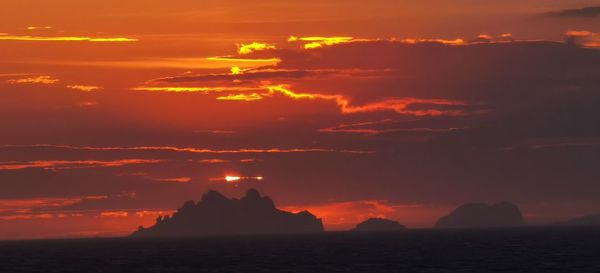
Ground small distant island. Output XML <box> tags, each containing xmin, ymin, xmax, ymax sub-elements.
<box><xmin>354</xmin><ymin>218</ymin><xmax>406</xmax><ymax>232</ymax></box>
<box><xmin>555</xmin><ymin>213</ymin><xmax>600</xmax><ymax>226</ymax></box>
<box><xmin>435</xmin><ymin>202</ymin><xmax>525</xmax><ymax>229</ymax></box>
<box><xmin>132</xmin><ymin>189</ymin><xmax>324</xmax><ymax>237</ymax></box>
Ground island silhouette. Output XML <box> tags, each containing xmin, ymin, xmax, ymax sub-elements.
<box><xmin>132</xmin><ymin>189</ymin><xmax>323</xmax><ymax>237</ymax></box>
<box><xmin>353</xmin><ymin>218</ymin><xmax>406</xmax><ymax>232</ymax></box>
<box><xmin>435</xmin><ymin>202</ymin><xmax>525</xmax><ymax>229</ymax></box>
<box><xmin>555</xmin><ymin>213</ymin><xmax>600</xmax><ymax>226</ymax></box>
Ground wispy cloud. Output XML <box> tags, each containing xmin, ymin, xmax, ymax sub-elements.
<box><xmin>319</xmin><ymin>119</ymin><xmax>467</xmax><ymax>135</ymax></box>
<box><xmin>217</xmin><ymin>93</ymin><xmax>264</xmax><ymax>101</ymax></box>
<box><xmin>131</xmin><ymin>86</ymin><xmax>262</xmax><ymax>93</ymax></box>
<box><xmin>0</xmin><ymin>159</ymin><xmax>164</xmax><ymax>171</ymax></box>
<box><xmin>157</xmin><ymin>177</ymin><xmax>192</xmax><ymax>183</ymax></box>
<box><xmin>134</xmin><ymin>83</ymin><xmax>472</xmax><ymax>116</ymax></box>
<box><xmin>263</xmin><ymin>84</ymin><xmax>471</xmax><ymax>116</ymax></box>
<box><xmin>26</xmin><ymin>26</ymin><xmax>53</xmax><ymax>30</ymax></box>
<box><xmin>6</xmin><ymin>75</ymin><xmax>59</xmax><ymax>85</ymax></box>
<box><xmin>66</xmin><ymin>85</ymin><xmax>103</xmax><ymax>92</ymax></box>
<box><xmin>237</xmin><ymin>42</ymin><xmax>276</xmax><ymax>54</ymax></box>
<box><xmin>288</xmin><ymin>36</ymin><xmax>354</xmax><ymax>49</ymax></box>
<box><xmin>547</xmin><ymin>6</ymin><xmax>600</xmax><ymax>18</ymax></box>
<box><xmin>1</xmin><ymin>144</ymin><xmax>374</xmax><ymax>154</ymax></box>
<box><xmin>100</xmin><ymin>211</ymin><xmax>129</xmax><ymax>217</ymax></box>
<box><xmin>205</xmin><ymin>56</ymin><xmax>281</xmax><ymax>63</ymax></box>
<box><xmin>0</xmin><ymin>33</ymin><xmax>137</xmax><ymax>42</ymax></box>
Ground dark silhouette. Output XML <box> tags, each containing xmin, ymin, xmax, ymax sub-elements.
<box><xmin>555</xmin><ymin>213</ymin><xmax>600</xmax><ymax>226</ymax></box>
<box><xmin>435</xmin><ymin>202</ymin><xmax>525</xmax><ymax>229</ymax></box>
<box><xmin>353</xmin><ymin>218</ymin><xmax>406</xmax><ymax>232</ymax></box>
<box><xmin>131</xmin><ymin>189</ymin><xmax>323</xmax><ymax>237</ymax></box>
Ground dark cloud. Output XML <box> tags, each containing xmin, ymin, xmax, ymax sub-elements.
<box><xmin>547</xmin><ymin>6</ymin><xmax>600</xmax><ymax>18</ymax></box>
<box><xmin>154</xmin><ymin>69</ymin><xmax>315</xmax><ymax>83</ymax></box>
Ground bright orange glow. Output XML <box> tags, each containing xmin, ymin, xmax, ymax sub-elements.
<box><xmin>237</xmin><ymin>42</ymin><xmax>276</xmax><ymax>54</ymax></box>
<box><xmin>27</xmin><ymin>26</ymin><xmax>53</xmax><ymax>30</ymax></box>
<box><xmin>66</xmin><ymin>85</ymin><xmax>103</xmax><ymax>92</ymax></box>
<box><xmin>0</xmin><ymin>34</ymin><xmax>137</xmax><ymax>42</ymax></box>
<box><xmin>217</xmin><ymin>93</ymin><xmax>264</xmax><ymax>101</ymax></box>
<box><xmin>206</xmin><ymin>56</ymin><xmax>281</xmax><ymax>63</ymax></box>
<box><xmin>283</xmin><ymin>200</ymin><xmax>447</xmax><ymax>229</ymax></box>
<box><xmin>565</xmin><ymin>30</ymin><xmax>600</xmax><ymax>48</ymax></box>
<box><xmin>158</xmin><ymin>177</ymin><xmax>192</xmax><ymax>183</ymax></box>
<box><xmin>132</xmin><ymin>86</ymin><xmax>262</xmax><ymax>93</ymax></box>
<box><xmin>400</xmin><ymin>38</ymin><xmax>465</xmax><ymax>45</ymax></box>
<box><xmin>225</xmin><ymin>176</ymin><xmax>241</xmax><ymax>182</ymax></box>
<box><xmin>566</xmin><ymin>30</ymin><xmax>595</xmax><ymax>37</ymax></box>
<box><xmin>100</xmin><ymin>211</ymin><xmax>129</xmax><ymax>217</ymax></box>
<box><xmin>198</xmin><ymin>159</ymin><xmax>230</xmax><ymax>164</ymax></box>
<box><xmin>6</xmin><ymin>75</ymin><xmax>59</xmax><ymax>84</ymax></box>
<box><xmin>214</xmin><ymin>176</ymin><xmax>265</xmax><ymax>183</ymax></box>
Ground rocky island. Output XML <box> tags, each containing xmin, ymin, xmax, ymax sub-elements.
<box><xmin>353</xmin><ymin>218</ymin><xmax>406</xmax><ymax>232</ymax></box>
<box><xmin>435</xmin><ymin>202</ymin><xmax>525</xmax><ymax>229</ymax></box>
<box><xmin>132</xmin><ymin>189</ymin><xmax>324</xmax><ymax>237</ymax></box>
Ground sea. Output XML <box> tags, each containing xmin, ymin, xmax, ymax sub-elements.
<box><xmin>1</xmin><ymin>227</ymin><xmax>599</xmax><ymax>273</ymax></box>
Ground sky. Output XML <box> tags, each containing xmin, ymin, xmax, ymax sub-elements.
<box><xmin>1</xmin><ymin>0</ymin><xmax>599</xmax><ymax>239</ymax></box>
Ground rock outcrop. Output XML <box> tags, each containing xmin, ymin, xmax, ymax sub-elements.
<box><xmin>435</xmin><ymin>202</ymin><xmax>525</xmax><ymax>229</ymax></box>
<box><xmin>353</xmin><ymin>218</ymin><xmax>406</xmax><ymax>232</ymax></box>
<box><xmin>132</xmin><ymin>189</ymin><xmax>324</xmax><ymax>237</ymax></box>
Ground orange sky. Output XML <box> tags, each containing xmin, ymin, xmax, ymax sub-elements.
<box><xmin>1</xmin><ymin>0</ymin><xmax>600</xmax><ymax>239</ymax></box>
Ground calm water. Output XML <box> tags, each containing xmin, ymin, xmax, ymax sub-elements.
<box><xmin>1</xmin><ymin>227</ymin><xmax>599</xmax><ymax>273</ymax></box>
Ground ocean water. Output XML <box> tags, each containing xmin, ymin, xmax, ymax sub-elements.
<box><xmin>1</xmin><ymin>227</ymin><xmax>599</xmax><ymax>273</ymax></box>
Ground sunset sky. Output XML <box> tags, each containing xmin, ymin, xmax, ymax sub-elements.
<box><xmin>1</xmin><ymin>0</ymin><xmax>599</xmax><ymax>239</ymax></box>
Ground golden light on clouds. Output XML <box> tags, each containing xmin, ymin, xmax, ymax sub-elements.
<box><xmin>66</xmin><ymin>85</ymin><xmax>103</xmax><ymax>92</ymax></box>
<box><xmin>230</xmin><ymin>66</ymin><xmax>243</xmax><ymax>75</ymax></box>
<box><xmin>6</xmin><ymin>75</ymin><xmax>59</xmax><ymax>84</ymax></box>
<box><xmin>27</xmin><ymin>26</ymin><xmax>53</xmax><ymax>30</ymax></box>
<box><xmin>0</xmin><ymin>34</ymin><xmax>137</xmax><ymax>42</ymax></box>
<box><xmin>237</xmin><ymin>42</ymin><xmax>276</xmax><ymax>54</ymax></box>
<box><xmin>131</xmin><ymin>86</ymin><xmax>262</xmax><ymax>93</ymax></box>
<box><xmin>217</xmin><ymin>93</ymin><xmax>264</xmax><ymax>101</ymax></box>
<box><xmin>400</xmin><ymin>38</ymin><xmax>465</xmax><ymax>45</ymax></box>
<box><xmin>133</xmin><ymin>82</ymin><xmax>469</xmax><ymax>116</ymax></box>
<box><xmin>289</xmin><ymin>36</ymin><xmax>354</xmax><ymax>49</ymax></box>
<box><xmin>206</xmin><ymin>56</ymin><xmax>281</xmax><ymax>63</ymax></box>
<box><xmin>264</xmin><ymin>85</ymin><xmax>468</xmax><ymax>116</ymax></box>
